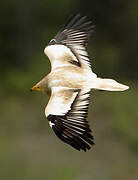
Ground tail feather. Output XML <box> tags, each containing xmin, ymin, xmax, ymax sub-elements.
<box><xmin>93</xmin><ymin>78</ymin><xmax>129</xmax><ymax>91</ymax></box>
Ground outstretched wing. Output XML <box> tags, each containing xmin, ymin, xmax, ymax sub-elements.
<box><xmin>44</xmin><ymin>14</ymin><xmax>95</xmax><ymax>70</ymax></box>
<box><xmin>45</xmin><ymin>87</ymin><xmax>94</xmax><ymax>151</ymax></box>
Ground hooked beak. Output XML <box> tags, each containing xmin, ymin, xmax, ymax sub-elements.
<box><xmin>30</xmin><ymin>85</ymin><xmax>41</xmax><ymax>92</ymax></box>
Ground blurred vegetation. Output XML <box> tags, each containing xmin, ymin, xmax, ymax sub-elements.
<box><xmin>0</xmin><ymin>0</ymin><xmax>138</xmax><ymax>180</ymax></box>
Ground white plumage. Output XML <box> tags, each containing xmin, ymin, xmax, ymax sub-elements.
<box><xmin>31</xmin><ymin>14</ymin><xmax>129</xmax><ymax>151</ymax></box>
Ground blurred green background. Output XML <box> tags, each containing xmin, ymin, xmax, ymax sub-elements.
<box><xmin>0</xmin><ymin>0</ymin><xmax>138</xmax><ymax>180</ymax></box>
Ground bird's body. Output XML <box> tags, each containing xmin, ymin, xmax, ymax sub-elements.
<box><xmin>46</xmin><ymin>66</ymin><xmax>95</xmax><ymax>89</ymax></box>
<box><xmin>31</xmin><ymin>14</ymin><xmax>129</xmax><ymax>151</ymax></box>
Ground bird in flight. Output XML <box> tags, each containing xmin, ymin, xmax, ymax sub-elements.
<box><xmin>31</xmin><ymin>14</ymin><xmax>129</xmax><ymax>151</ymax></box>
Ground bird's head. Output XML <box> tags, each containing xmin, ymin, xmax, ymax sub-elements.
<box><xmin>30</xmin><ymin>83</ymin><xmax>41</xmax><ymax>92</ymax></box>
<box><xmin>31</xmin><ymin>81</ymin><xmax>44</xmax><ymax>92</ymax></box>
<box><xmin>30</xmin><ymin>77</ymin><xmax>48</xmax><ymax>92</ymax></box>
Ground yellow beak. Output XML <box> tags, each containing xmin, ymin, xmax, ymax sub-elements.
<box><xmin>30</xmin><ymin>85</ymin><xmax>41</xmax><ymax>91</ymax></box>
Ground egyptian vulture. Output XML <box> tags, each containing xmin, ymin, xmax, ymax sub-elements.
<box><xmin>31</xmin><ymin>14</ymin><xmax>129</xmax><ymax>151</ymax></box>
